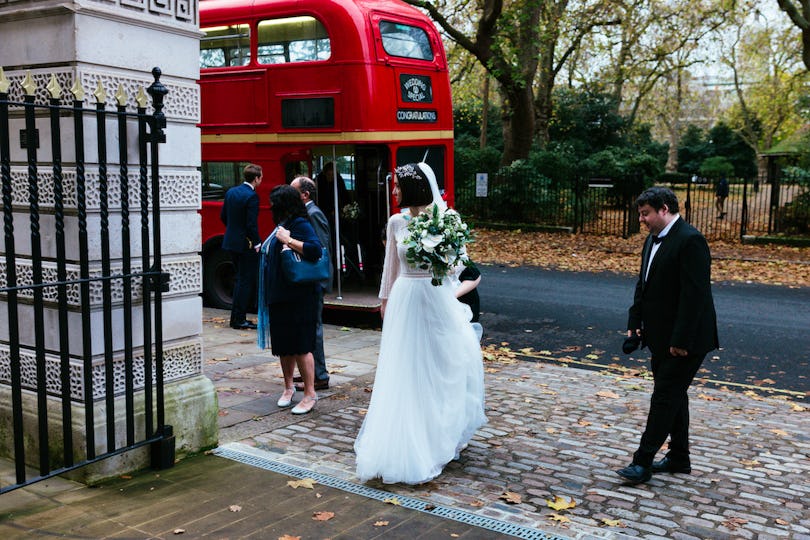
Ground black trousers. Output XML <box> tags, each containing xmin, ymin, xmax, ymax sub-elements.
<box><xmin>229</xmin><ymin>249</ymin><xmax>258</xmax><ymax>326</ymax></box>
<box><xmin>633</xmin><ymin>352</ymin><xmax>705</xmax><ymax>467</ymax></box>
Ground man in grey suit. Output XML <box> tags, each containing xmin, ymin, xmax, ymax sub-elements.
<box><xmin>291</xmin><ymin>176</ymin><xmax>332</xmax><ymax>390</ymax></box>
<box><xmin>616</xmin><ymin>187</ymin><xmax>719</xmax><ymax>485</ymax></box>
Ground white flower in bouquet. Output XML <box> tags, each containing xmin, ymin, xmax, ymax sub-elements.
<box><xmin>404</xmin><ymin>204</ymin><xmax>473</xmax><ymax>286</ymax></box>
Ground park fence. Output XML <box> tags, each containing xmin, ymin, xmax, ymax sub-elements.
<box><xmin>455</xmin><ymin>168</ymin><xmax>810</xmax><ymax>242</ymax></box>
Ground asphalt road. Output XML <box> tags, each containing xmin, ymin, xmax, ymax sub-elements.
<box><xmin>478</xmin><ymin>264</ymin><xmax>810</xmax><ymax>400</ymax></box>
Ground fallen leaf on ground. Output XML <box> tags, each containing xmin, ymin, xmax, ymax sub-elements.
<box><xmin>739</xmin><ymin>459</ymin><xmax>760</xmax><ymax>467</ymax></box>
<box><xmin>698</xmin><ymin>394</ymin><xmax>722</xmax><ymax>401</ymax></box>
<box><xmin>601</xmin><ymin>518</ymin><xmax>625</xmax><ymax>527</ymax></box>
<box><xmin>499</xmin><ymin>491</ymin><xmax>522</xmax><ymax>504</ymax></box>
<box><xmin>312</xmin><ymin>511</ymin><xmax>334</xmax><ymax>521</ymax></box>
<box><xmin>596</xmin><ymin>390</ymin><xmax>620</xmax><ymax>399</ymax></box>
<box><xmin>374</xmin><ymin>521</ymin><xmax>389</xmax><ymax>527</ymax></box>
<box><xmin>287</xmin><ymin>478</ymin><xmax>317</xmax><ymax>489</ymax></box>
<box><xmin>775</xmin><ymin>518</ymin><xmax>789</xmax><ymax>525</ymax></box>
<box><xmin>278</xmin><ymin>535</ymin><xmax>301</xmax><ymax>540</ymax></box>
<box><xmin>770</xmin><ymin>429</ymin><xmax>789</xmax><ymax>437</ymax></box>
<box><xmin>173</xmin><ymin>529</ymin><xmax>185</xmax><ymax>535</ymax></box>
<box><xmin>547</xmin><ymin>495</ymin><xmax>576</xmax><ymax>511</ymax></box>
<box><xmin>548</xmin><ymin>514</ymin><xmax>570</xmax><ymax>523</ymax></box>
<box><xmin>383</xmin><ymin>497</ymin><xmax>401</xmax><ymax>505</ymax></box>
<box><xmin>469</xmin><ymin>500</ymin><xmax>485</xmax><ymax>507</ymax></box>
<box><xmin>228</xmin><ymin>505</ymin><xmax>242</xmax><ymax>512</ymax></box>
<box><xmin>722</xmin><ymin>517</ymin><xmax>748</xmax><ymax>530</ymax></box>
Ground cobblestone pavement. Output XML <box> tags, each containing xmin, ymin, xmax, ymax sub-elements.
<box><xmin>205</xmin><ymin>308</ymin><xmax>810</xmax><ymax>540</ymax></box>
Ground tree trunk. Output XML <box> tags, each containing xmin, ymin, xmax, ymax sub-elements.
<box><xmin>500</xmin><ymin>85</ymin><xmax>535</xmax><ymax>165</ymax></box>
<box><xmin>480</xmin><ymin>76</ymin><xmax>489</xmax><ymax>150</ymax></box>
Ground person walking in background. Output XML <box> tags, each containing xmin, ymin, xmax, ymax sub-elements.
<box><xmin>221</xmin><ymin>163</ymin><xmax>262</xmax><ymax>330</ymax></box>
<box><xmin>715</xmin><ymin>176</ymin><xmax>729</xmax><ymax>219</ymax></box>
<box><xmin>616</xmin><ymin>187</ymin><xmax>719</xmax><ymax>485</ymax></box>
<box><xmin>291</xmin><ymin>176</ymin><xmax>331</xmax><ymax>391</ymax></box>
<box><xmin>354</xmin><ymin>163</ymin><xmax>485</xmax><ymax>485</ymax></box>
<box><xmin>257</xmin><ymin>185</ymin><xmax>324</xmax><ymax>415</ymax></box>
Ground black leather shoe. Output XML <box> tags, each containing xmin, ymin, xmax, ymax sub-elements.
<box><xmin>615</xmin><ymin>464</ymin><xmax>652</xmax><ymax>485</ymax></box>
<box><xmin>232</xmin><ymin>321</ymin><xmax>257</xmax><ymax>330</ymax></box>
<box><xmin>294</xmin><ymin>379</ymin><xmax>329</xmax><ymax>391</ymax></box>
<box><xmin>651</xmin><ymin>457</ymin><xmax>691</xmax><ymax>474</ymax></box>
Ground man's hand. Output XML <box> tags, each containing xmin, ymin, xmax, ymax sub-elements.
<box><xmin>669</xmin><ymin>346</ymin><xmax>688</xmax><ymax>357</ymax></box>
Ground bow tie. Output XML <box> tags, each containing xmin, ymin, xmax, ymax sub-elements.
<box><xmin>652</xmin><ymin>235</ymin><xmax>665</xmax><ymax>244</ymax></box>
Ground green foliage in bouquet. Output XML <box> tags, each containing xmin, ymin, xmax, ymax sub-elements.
<box><xmin>404</xmin><ymin>205</ymin><xmax>473</xmax><ymax>286</ymax></box>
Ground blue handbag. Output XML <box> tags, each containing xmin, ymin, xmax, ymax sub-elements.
<box><xmin>281</xmin><ymin>247</ymin><xmax>330</xmax><ymax>284</ymax></box>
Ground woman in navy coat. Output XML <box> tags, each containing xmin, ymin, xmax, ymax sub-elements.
<box><xmin>258</xmin><ymin>184</ymin><xmax>323</xmax><ymax>415</ymax></box>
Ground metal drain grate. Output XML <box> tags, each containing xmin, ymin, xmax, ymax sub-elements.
<box><xmin>213</xmin><ymin>443</ymin><xmax>569</xmax><ymax>540</ymax></box>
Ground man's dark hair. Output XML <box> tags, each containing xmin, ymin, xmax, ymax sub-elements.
<box><xmin>636</xmin><ymin>186</ymin><xmax>679</xmax><ymax>214</ymax></box>
<box><xmin>295</xmin><ymin>176</ymin><xmax>317</xmax><ymax>199</ymax></box>
<box><xmin>395</xmin><ymin>163</ymin><xmax>433</xmax><ymax>207</ymax></box>
<box><xmin>243</xmin><ymin>163</ymin><xmax>262</xmax><ymax>183</ymax></box>
<box><xmin>270</xmin><ymin>184</ymin><xmax>308</xmax><ymax>224</ymax></box>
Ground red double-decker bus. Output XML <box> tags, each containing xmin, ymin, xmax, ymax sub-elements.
<box><xmin>198</xmin><ymin>0</ymin><xmax>454</xmax><ymax>311</ymax></box>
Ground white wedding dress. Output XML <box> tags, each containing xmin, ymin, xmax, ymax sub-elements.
<box><xmin>354</xmin><ymin>212</ymin><xmax>486</xmax><ymax>484</ymax></box>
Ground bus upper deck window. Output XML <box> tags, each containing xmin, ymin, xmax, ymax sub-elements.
<box><xmin>380</xmin><ymin>21</ymin><xmax>433</xmax><ymax>61</ymax></box>
<box><xmin>200</xmin><ymin>24</ymin><xmax>251</xmax><ymax>68</ymax></box>
<box><xmin>257</xmin><ymin>16</ymin><xmax>331</xmax><ymax>64</ymax></box>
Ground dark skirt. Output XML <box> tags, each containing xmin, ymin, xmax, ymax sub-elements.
<box><xmin>269</xmin><ymin>296</ymin><xmax>317</xmax><ymax>356</ymax></box>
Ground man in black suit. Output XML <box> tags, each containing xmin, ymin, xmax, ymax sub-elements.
<box><xmin>221</xmin><ymin>163</ymin><xmax>263</xmax><ymax>330</ymax></box>
<box><xmin>616</xmin><ymin>187</ymin><xmax>719</xmax><ymax>485</ymax></box>
<box><xmin>291</xmin><ymin>176</ymin><xmax>331</xmax><ymax>390</ymax></box>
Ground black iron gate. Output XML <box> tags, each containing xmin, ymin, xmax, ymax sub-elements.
<box><xmin>0</xmin><ymin>67</ymin><xmax>173</xmax><ymax>494</ymax></box>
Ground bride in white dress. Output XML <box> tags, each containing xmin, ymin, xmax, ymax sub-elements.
<box><xmin>354</xmin><ymin>163</ymin><xmax>486</xmax><ymax>485</ymax></box>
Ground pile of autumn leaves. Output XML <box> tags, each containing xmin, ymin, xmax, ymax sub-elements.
<box><xmin>468</xmin><ymin>229</ymin><xmax>810</xmax><ymax>288</ymax></box>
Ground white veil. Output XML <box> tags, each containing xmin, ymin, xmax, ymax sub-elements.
<box><xmin>416</xmin><ymin>162</ymin><xmax>447</xmax><ymax>210</ymax></box>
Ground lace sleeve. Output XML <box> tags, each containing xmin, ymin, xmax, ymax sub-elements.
<box><xmin>378</xmin><ymin>214</ymin><xmax>405</xmax><ymax>299</ymax></box>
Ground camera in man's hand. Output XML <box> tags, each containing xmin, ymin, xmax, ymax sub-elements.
<box><xmin>622</xmin><ymin>334</ymin><xmax>642</xmax><ymax>354</ymax></box>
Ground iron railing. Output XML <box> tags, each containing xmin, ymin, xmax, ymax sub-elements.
<box><xmin>0</xmin><ymin>67</ymin><xmax>173</xmax><ymax>494</ymax></box>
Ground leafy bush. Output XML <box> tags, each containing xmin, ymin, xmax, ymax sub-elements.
<box><xmin>699</xmin><ymin>156</ymin><xmax>734</xmax><ymax>179</ymax></box>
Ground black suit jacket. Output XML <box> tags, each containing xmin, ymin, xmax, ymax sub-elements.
<box><xmin>628</xmin><ymin>217</ymin><xmax>719</xmax><ymax>358</ymax></box>
<box><xmin>220</xmin><ymin>183</ymin><xmax>260</xmax><ymax>252</ymax></box>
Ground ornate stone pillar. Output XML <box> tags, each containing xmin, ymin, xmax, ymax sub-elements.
<box><xmin>0</xmin><ymin>0</ymin><xmax>216</xmax><ymax>482</ymax></box>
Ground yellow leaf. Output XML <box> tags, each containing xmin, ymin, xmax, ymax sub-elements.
<box><xmin>278</xmin><ymin>536</ymin><xmax>301</xmax><ymax>540</ymax></box>
<box><xmin>546</xmin><ymin>427</ymin><xmax>557</xmax><ymax>434</ymax></box>
<box><xmin>775</xmin><ymin>518</ymin><xmax>789</xmax><ymax>525</ymax></box>
<box><xmin>312</xmin><ymin>511</ymin><xmax>335</xmax><ymax>521</ymax></box>
<box><xmin>601</xmin><ymin>518</ymin><xmax>625</xmax><ymax>527</ymax></box>
<box><xmin>383</xmin><ymin>497</ymin><xmax>402</xmax><ymax>505</ymax></box>
<box><xmin>287</xmin><ymin>478</ymin><xmax>317</xmax><ymax>489</ymax></box>
<box><xmin>546</xmin><ymin>495</ymin><xmax>576</xmax><ymax>511</ymax></box>
<box><xmin>469</xmin><ymin>500</ymin><xmax>484</xmax><ymax>507</ymax></box>
<box><xmin>739</xmin><ymin>459</ymin><xmax>760</xmax><ymax>467</ymax></box>
<box><xmin>586</xmin><ymin>354</ymin><xmax>599</xmax><ymax>360</ymax></box>
<box><xmin>173</xmin><ymin>529</ymin><xmax>185</xmax><ymax>535</ymax></box>
<box><xmin>519</xmin><ymin>347</ymin><xmax>533</xmax><ymax>353</ymax></box>
<box><xmin>228</xmin><ymin>505</ymin><xmax>242</xmax><ymax>512</ymax></box>
<box><xmin>499</xmin><ymin>491</ymin><xmax>522</xmax><ymax>504</ymax></box>
<box><xmin>374</xmin><ymin>521</ymin><xmax>389</xmax><ymax>527</ymax></box>
<box><xmin>698</xmin><ymin>393</ymin><xmax>722</xmax><ymax>401</ymax></box>
<box><xmin>577</xmin><ymin>420</ymin><xmax>592</xmax><ymax>426</ymax></box>
<box><xmin>548</xmin><ymin>514</ymin><xmax>570</xmax><ymax>523</ymax></box>
<box><xmin>790</xmin><ymin>403</ymin><xmax>806</xmax><ymax>412</ymax></box>
<box><xmin>596</xmin><ymin>390</ymin><xmax>620</xmax><ymax>399</ymax></box>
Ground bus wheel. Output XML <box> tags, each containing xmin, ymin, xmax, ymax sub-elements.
<box><xmin>203</xmin><ymin>249</ymin><xmax>234</xmax><ymax>310</ymax></box>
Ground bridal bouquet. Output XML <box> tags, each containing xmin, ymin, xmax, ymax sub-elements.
<box><xmin>404</xmin><ymin>204</ymin><xmax>472</xmax><ymax>286</ymax></box>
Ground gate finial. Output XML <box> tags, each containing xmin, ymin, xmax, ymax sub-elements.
<box><xmin>22</xmin><ymin>71</ymin><xmax>37</xmax><ymax>96</ymax></box>
<box><xmin>0</xmin><ymin>68</ymin><xmax>9</xmax><ymax>94</ymax></box>
<box><xmin>46</xmin><ymin>74</ymin><xmax>62</xmax><ymax>100</ymax></box>
<box><xmin>70</xmin><ymin>78</ymin><xmax>85</xmax><ymax>102</ymax></box>
<box><xmin>93</xmin><ymin>80</ymin><xmax>107</xmax><ymax>104</ymax></box>
<box><xmin>115</xmin><ymin>83</ymin><xmax>128</xmax><ymax>107</ymax></box>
